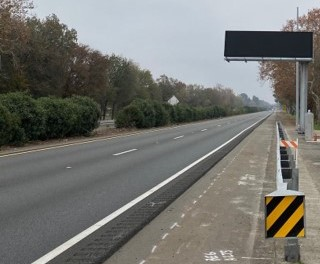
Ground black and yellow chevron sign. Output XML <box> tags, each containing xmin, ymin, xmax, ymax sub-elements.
<box><xmin>265</xmin><ymin>194</ymin><xmax>305</xmax><ymax>238</ymax></box>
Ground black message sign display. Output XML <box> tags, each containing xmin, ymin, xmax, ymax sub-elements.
<box><xmin>224</xmin><ymin>31</ymin><xmax>313</xmax><ymax>61</ymax></box>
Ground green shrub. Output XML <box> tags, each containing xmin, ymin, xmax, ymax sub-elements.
<box><xmin>37</xmin><ymin>96</ymin><xmax>101</xmax><ymax>139</ymax></box>
<box><xmin>0</xmin><ymin>104</ymin><xmax>23</xmax><ymax>146</ymax></box>
<box><xmin>0</xmin><ymin>92</ymin><xmax>45</xmax><ymax>141</ymax></box>
<box><xmin>37</xmin><ymin>97</ymin><xmax>74</xmax><ymax>139</ymax></box>
<box><xmin>185</xmin><ymin>106</ymin><xmax>194</xmax><ymax>122</ymax></box>
<box><xmin>116</xmin><ymin>100</ymin><xmax>170</xmax><ymax>128</ymax></box>
<box><xmin>0</xmin><ymin>104</ymin><xmax>12</xmax><ymax>146</ymax></box>
<box><xmin>66</xmin><ymin>96</ymin><xmax>101</xmax><ymax>136</ymax></box>
<box><xmin>175</xmin><ymin>104</ymin><xmax>191</xmax><ymax>123</ymax></box>
<box><xmin>0</xmin><ymin>93</ymin><xmax>101</xmax><ymax>145</ymax></box>
<box><xmin>162</xmin><ymin>103</ymin><xmax>177</xmax><ymax>123</ymax></box>
<box><xmin>152</xmin><ymin>101</ymin><xmax>169</xmax><ymax>127</ymax></box>
<box><xmin>132</xmin><ymin>99</ymin><xmax>156</xmax><ymax>128</ymax></box>
<box><xmin>213</xmin><ymin>106</ymin><xmax>226</xmax><ymax>117</ymax></box>
<box><xmin>115</xmin><ymin>99</ymin><xmax>235</xmax><ymax>129</ymax></box>
<box><xmin>243</xmin><ymin>106</ymin><xmax>259</xmax><ymax>113</ymax></box>
<box><xmin>115</xmin><ymin>104</ymin><xmax>144</xmax><ymax>128</ymax></box>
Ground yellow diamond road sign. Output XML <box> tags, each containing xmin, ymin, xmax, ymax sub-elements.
<box><xmin>265</xmin><ymin>190</ymin><xmax>305</xmax><ymax>238</ymax></box>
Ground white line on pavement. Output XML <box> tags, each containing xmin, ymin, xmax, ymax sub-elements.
<box><xmin>242</xmin><ymin>257</ymin><xmax>272</xmax><ymax>260</ymax></box>
<box><xmin>170</xmin><ymin>222</ymin><xmax>181</xmax><ymax>230</ymax></box>
<box><xmin>162</xmin><ymin>233</ymin><xmax>169</xmax><ymax>240</ymax></box>
<box><xmin>113</xmin><ymin>149</ymin><xmax>138</xmax><ymax>156</ymax></box>
<box><xmin>201</xmin><ymin>129</ymin><xmax>208</xmax><ymax>132</ymax></box>
<box><xmin>174</xmin><ymin>135</ymin><xmax>184</xmax><ymax>140</ymax></box>
<box><xmin>151</xmin><ymin>245</ymin><xmax>157</xmax><ymax>253</ymax></box>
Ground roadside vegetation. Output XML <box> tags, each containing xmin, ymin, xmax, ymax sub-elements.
<box><xmin>0</xmin><ymin>0</ymin><xmax>272</xmax><ymax>147</ymax></box>
<box><xmin>0</xmin><ymin>93</ymin><xmax>100</xmax><ymax>146</ymax></box>
<box><xmin>115</xmin><ymin>99</ymin><xmax>268</xmax><ymax>129</ymax></box>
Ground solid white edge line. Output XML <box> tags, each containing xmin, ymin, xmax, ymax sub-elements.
<box><xmin>31</xmin><ymin>115</ymin><xmax>267</xmax><ymax>264</ymax></box>
<box><xmin>113</xmin><ymin>149</ymin><xmax>138</xmax><ymax>156</ymax></box>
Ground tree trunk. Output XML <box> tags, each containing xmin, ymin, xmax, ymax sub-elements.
<box><xmin>103</xmin><ymin>100</ymin><xmax>108</xmax><ymax>120</ymax></box>
<box><xmin>99</xmin><ymin>98</ymin><xmax>109</xmax><ymax>120</ymax></box>
<box><xmin>111</xmin><ymin>102</ymin><xmax>116</xmax><ymax>120</ymax></box>
<box><xmin>314</xmin><ymin>97</ymin><xmax>320</xmax><ymax>122</ymax></box>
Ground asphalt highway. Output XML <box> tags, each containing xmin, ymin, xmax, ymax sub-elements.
<box><xmin>0</xmin><ymin>112</ymin><xmax>269</xmax><ymax>264</ymax></box>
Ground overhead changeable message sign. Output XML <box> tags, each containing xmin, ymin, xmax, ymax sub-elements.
<box><xmin>224</xmin><ymin>31</ymin><xmax>313</xmax><ymax>61</ymax></box>
<box><xmin>265</xmin><ymin>191</ymin><xmax>305</xmax><ymax>238</ymax></box>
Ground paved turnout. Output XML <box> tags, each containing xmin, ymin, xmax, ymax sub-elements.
<box><xmin>0</xmin><ymin>112</ymin><xmax>268</xmax><ymax>264</ymax></box>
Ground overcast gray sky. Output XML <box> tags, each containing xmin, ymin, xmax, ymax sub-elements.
<box><xmin>32</xmin><ymin>0</ymin><xmax>320</xmax><ymax>103</ymax></box>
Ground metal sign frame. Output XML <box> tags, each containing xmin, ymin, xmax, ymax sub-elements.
<box><xmin>224</xmin><ymin>30</ymin><xmax>313</xmax><ymax>132</ymax></box>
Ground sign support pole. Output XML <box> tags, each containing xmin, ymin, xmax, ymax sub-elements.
<box><xmin>296</xmin><ymin>62</ymin><xmax>300</xmax><ymax>130</ymax></box>
<box><xmin>299</xmin><ymin>62</ymin><xmax>308</xmax><ymax>133</ymax></box>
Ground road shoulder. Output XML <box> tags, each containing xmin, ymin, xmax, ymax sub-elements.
<box><xmin>104</xmin><ymin>114</ymin><xmax>280</xmax><ymax>264</ymax></box>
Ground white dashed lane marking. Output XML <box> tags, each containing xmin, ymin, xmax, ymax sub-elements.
<box><xmin>170</xmin><ymin>222</ymin><xmax>181</xmax><ymax>230</ymax></box>
<box><xmin>162</xmin><ymin>233</ymin><xmax>169</xmax><ymax>240</ymax></box>
<box><xmin>113</xmin><ymin>149</ymin><xmax>138</xmax><ymax>156</ymax></box>
<box><xmin>151</xmin><ymin>245</ymin><xmax>157</xmax><ymax>253</ymax></box>
<box><xmin>173</xmin><ymin>135</ymin><xmax>184</xmax><ymax>140</ymax></box>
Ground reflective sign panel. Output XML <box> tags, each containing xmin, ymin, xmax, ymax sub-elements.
<box><xmin>265</xmin><ymin>195</ymin><xmax>305</xmax><ymax>238</ymax></box>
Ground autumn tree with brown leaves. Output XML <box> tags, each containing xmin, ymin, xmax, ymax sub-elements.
<box><xmin>259</xmin><ymin>8</ymin><xmax>320</xmax><ymax>121</ymax></box>
<box><xmin>0</xmin><ymin>0</ymin><xmax>33</xmax><ymax>91</ymax></box>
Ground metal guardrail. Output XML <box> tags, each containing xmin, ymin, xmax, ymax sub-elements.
<box><xmin>276</xmin><ymin>122</ymin><xmax>288</xmax><ymax>190</ymax></box>
<box><xmin>275</xmin><ymin>121</ymin><xmax>301</xmax><ymax>262</ymax></box>
<box><xmin>276</xmin><ymin>122</ymin><xmax>299</xmax><ymax>191</ymax></box>
<box><xmin>99</xmin><ymin>119</ymin><xmax>115</xmax><ymax>127</ymax></box>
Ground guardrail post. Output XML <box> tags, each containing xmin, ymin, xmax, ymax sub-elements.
<box><xmin>287</xmin><ymin>168</ymin><xmax>299</xmax><ymax>191</ymax></box>
<box><xmin>285</xmin><ymin>238</ymin><xmax>300</xmax><ymax>262</ymax></box>
<box><xmin>280</xmin><ymin>123</ymin><xmax>300</xmax><ymax>262</ymax></box>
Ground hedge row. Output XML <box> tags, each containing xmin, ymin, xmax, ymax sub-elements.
<box><xmin>115</xmin><ymin>99</ymin><xmax>228</xmax><ymax>128</ymax></box>
<box><xmin>0</xmin><ymin>93</ymin><xmax>100</xmax><ymax>146</ymax></box>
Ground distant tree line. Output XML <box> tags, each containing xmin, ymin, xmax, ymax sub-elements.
<box><xmin>0</xmin><ymin>0</ymin><xmax>272</xmax><ymax>145</ymax></box>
